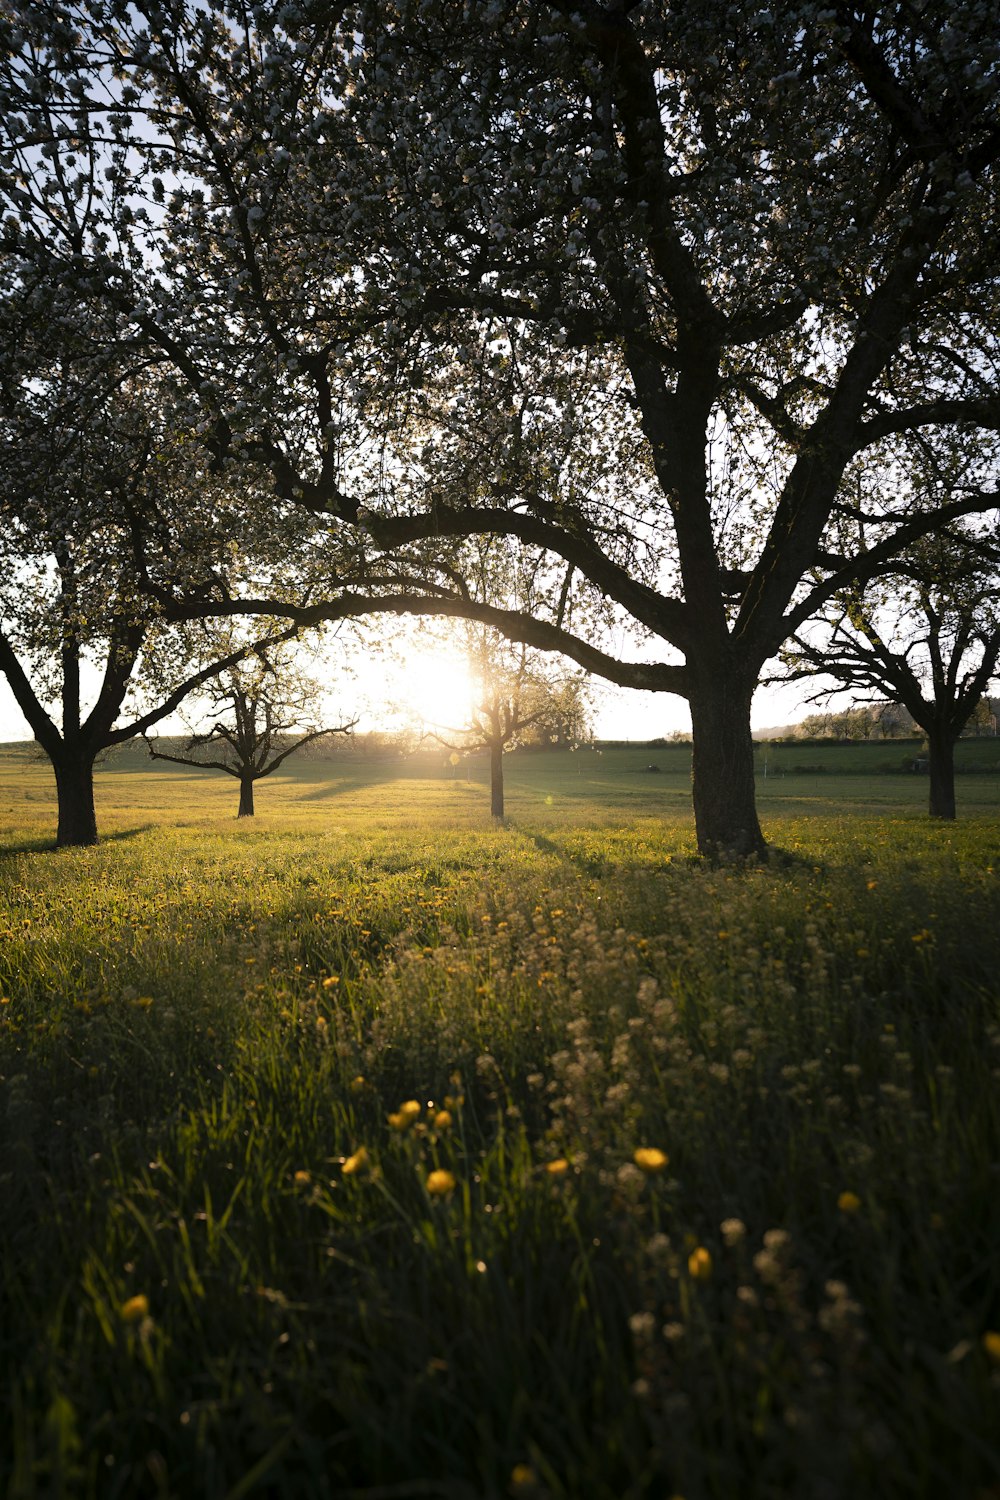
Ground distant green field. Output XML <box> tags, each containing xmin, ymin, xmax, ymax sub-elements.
<box><xmin>1</xmin><ymin>736</ymin><xmax>999</xmax><ymax>849</ymax></box>
<box><xmin>1</xmin><ymin>739</ymin><xmax>998</xmax><ymax>1497</ymax></box>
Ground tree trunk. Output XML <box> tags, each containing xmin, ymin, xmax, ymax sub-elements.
<box><xmin>237</xmin><ymin>775</ymin><xmax>256</xmax><ymax>818</ymax></box>
<box><xmin>688</xmin><ymin>672</ymin><xmax>766</xmax><ymax>859</ymax></box>
<box><xmin>52</xmin><ymin>750</ymin><xmax>99</xmax><ymax>847</ymax></box>
<box><xmin>926</xmin><ymin>726</ymin><xmax>957</xmax><ymax>820</ymax></box>
<box><xmin>490</xmin><ymin>739</ymin><xmax>504</xmax><ymax>820</ymax></box>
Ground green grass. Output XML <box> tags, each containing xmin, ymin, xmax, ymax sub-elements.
<box><xmin>1</xmin><ymin>746</ymin><xmax>999</xmax><ymax>1498</ymax></box>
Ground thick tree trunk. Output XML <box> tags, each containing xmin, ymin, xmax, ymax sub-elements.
<box><xmin>926</xmin><ymin>726</ymin><xmax>957</xmax><ymax>820</ymax></box>
<box><xmin>52</xmin><ymin>750</ymin><xmax>99</xmax><ymax>848</ymax></box>
<box><xmin>688</xmin><ymin>672</ymin><xmax>766</xmax><ymax>859</ymax></box>
<box><xmin>237</xmin><ymin>775</ymin><xmax>256</xmax><ymax>817</ymax></box>
<box><xmin>490</xmin><ymin>740</ymin><xmax>504</xmax><ymax>820</ymax></box>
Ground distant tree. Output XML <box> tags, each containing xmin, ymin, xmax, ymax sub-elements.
<box><xmin>144</xmin><ymin>647</ymin><xmax>354</xmax><ymax>817</ymax></box>
<box><xmin>431</xmin><ymin>632</ymin><xmax>585</xmax><ymax>820</ymax></box>
<box><xmin>784</xmin><ymin>529</ymin><xmax>1000</xmax><ymax>819</ymax></box>
<box><xmin>519</xmin><ymin>676</ymin><xmax>593</xmax><ymax>750</ymax></box>
<box><xmin>965</xmin><ymin>696</ymin><xmax>999</xmax><ymax>736</ymax></box>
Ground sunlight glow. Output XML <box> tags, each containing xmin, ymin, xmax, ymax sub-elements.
<box><xmin>393</xmin><ymin>648</ymin><xmax>477</xmax><ymax>733</ymax></box>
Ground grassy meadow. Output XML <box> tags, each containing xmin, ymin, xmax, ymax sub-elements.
<box><xmin>1</xmin><ymin>742</ymin><xmax>999</xmax><ymax>1498</ymax></box>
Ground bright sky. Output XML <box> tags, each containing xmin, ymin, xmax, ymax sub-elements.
<box><xmin>0</xmin><ymin>630</ymin><xmax>813</xmax><ymax>745</ymax></box>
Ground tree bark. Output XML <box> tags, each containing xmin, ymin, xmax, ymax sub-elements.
<box><xmin>52</xmin><ymin>750</ymin><xmax>99</xmax><ymax>847</ymax></box>
<box><xmin>688</xmin><ymin>670</ymin><xmax>766</xmax><ymax>859</ymax></box>
<box><xmin>926</xmin><ymin>725</ymin><xmax>957</xmax><ymax>820</ymax></box>
<box><xmin>237</xmin><ymin>775</ymin><xmax>256</xmax><ymax>817</ymax></box>
<box><xmin>490</xmin><ymin>739</ymin><xmax>504</xmax><ymax>820</ymax></box>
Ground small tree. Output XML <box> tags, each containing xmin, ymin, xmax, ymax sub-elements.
<box><xmin>144</xmin><ymin>648</ymin><xmax>354</xmax><ymax>816</ymax></box>
<box><xmin>518</xmin><ymin>676</ymin><xmax>593</xmax><ymax>750</ymax></box>
<box><xmin>783</xmin><ymin>529</ymin><xmax>1000</xmax><ymax>819</ymax></box>
<box><xmin>431</xmin><ymin>631</ymin><xmax>588</xmax><ymax>820</ymax></box>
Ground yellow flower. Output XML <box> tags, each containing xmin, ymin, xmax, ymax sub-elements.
<box><xmin>510</xmin><ymin>1464</ymin><xmax>538</xmax><ymax>1491</ymax></box>
<box><xmin>633</xmin><ymin>1147</ymin><xmax>669</xmax><ymax>1174</ymax></box>
<box><xmin>293</xmin><ymin>1169</ymin><xmax>312</xmax><ymax>1186</ymax></box>
<box><xmin>426</xmin><ymin>1169</ymin><xmax>456</xmax><ymax>1197</ymax></box>
<box><xmin>546</xmin><ymin>1158</ymin><xmax>570</xmax><ymax>1176</ymax></box>
<box><xmin>342</xmin><ymin>1147</ymin><xmax>369</xmax><ymax>1176</ymax></box>
<box><xmin>322</xmin><ymin>975</ymin><xmax>340</xmax><ymax>989</ymax></box>
<box><xmin>389</xmin><ymin>1099</ymin><xmax>422</xmax><ymax>1130</ymax></box>
<box><xmin>120</xmin><ymin>1294</ymin><xmax>149</xmax><ymax>1323</ymax></box>
<box><xmin>982</xmin><ymin>1331</ymin><xmax>1000</xmax><ymax>1364</ymax></box>
<box><xmin>433</xmin><ymin>1110</ymin><xmax>453</xmax><ymax>1131</ymax></box>
<box><xmin>837</xmin><ymin>1190</ymin><xmax>861</xmax><ymax>1215</ymax></box>
<box><xmin>349</xmin><ymin>1075</ymin><xmax>366</xmax><ymax>1093</ymax></box>
<box><xmin>687</xmin><ymin>1247</ymin><xmax>713</xmax><ymax>1281</ymax></box>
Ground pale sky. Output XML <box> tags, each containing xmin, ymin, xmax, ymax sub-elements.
<box><xmin>0</xmin><ymin>645</ymin><xmax>813</xmax><ymax>745</ymax></box>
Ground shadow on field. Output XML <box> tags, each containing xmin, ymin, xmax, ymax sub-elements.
<box><xmin>0</xmin><ymin>824</ymin><xmax>155</xmax><ymax>858</ymax></box>
<box><xmin>298</xmin><ymin>777</ymin><xmax>391</xmax><ymax>801</ymax></box>
<box><xmin>520</xmin><ymin>829</ymin><xmax>564</xmax><ymax>860</ymax></box>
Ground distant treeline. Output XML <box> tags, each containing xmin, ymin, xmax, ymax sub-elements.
<box><xmin>778</xmin><ymin>700</ymin><xmax>999</xmax><ymax>742</ymax></box>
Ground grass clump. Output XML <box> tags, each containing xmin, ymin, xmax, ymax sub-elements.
<box><xmin>0</xmin><ymin>753</ymin><xmax>998</xmax><ymax>1497</ymax></box>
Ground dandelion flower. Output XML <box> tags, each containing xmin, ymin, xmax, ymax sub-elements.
<box><xmin>837</xmin><ymin>1190</ymin><xmax>861</xmax><ymax>1215</ymax></box>
<box><xmin>389</xmin><ymin>1099</ymin><xmax>422</xmax><ymax>1130</ymax></box>
<box><xmin>433</xmin><ymin>1109</ymin><xmax>453</xmax><ymax>1131</ymax></box>
<box><xmin>426</xmin><ymin>1169</ymin><xmax>456</xmax><ymax>1197</ymax></box>
<box><xmin>343</xmin><ymin>1147</ymin><xmax>369</xmax><ymax>1176</ymax></box>
<box><xmin>633</xmin><ymin>1147</ymin><xmax>669</xmax><ymax>1174</ymax></box>
<box><xmin>322</xmin><ymin>975</ymin><xmax>340</xmax><ymax>988</ymax></box>
<box><xmin>120</xmin><ymin>1294</ymin><xmax>149</xmax><ymax>1323</ymax></box>
<box><xmin>510</xmin><ymin>1464</ymin><xmax>538</xmax><ymax>1492</ymax></box>
<box><xmin>982</xmin><ymin>1331</ymin><xmax>1000</xmax><ymax>1364</ymax></box>
<box><xmin>349</xmin><ymin>1075</ymin><xmax>366</xmax><ymax>1093</ymax></box>
<box><xmin>293</xmin><ymin>1169</ymin><xmax>312</xmax><ymax>1186</ymax></box>
<box><xmin>688</xmin><ymin>1247</ymin><xmax>713</xmax><ymax>1281</ymax></box>
<box><xmin>546</xmin><ymin>1158</ymin><xmax>570</xmax><ymax>1176</ymax></box>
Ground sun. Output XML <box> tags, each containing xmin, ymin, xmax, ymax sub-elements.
<box><xmin>390</xmin><ymin>645</ymin><xmax>477</xmax><ymax>732</ymax></box>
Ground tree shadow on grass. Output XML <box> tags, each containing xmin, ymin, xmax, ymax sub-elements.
<box><xmin>298</xmin><ymin>777</ymin><xmax>387</xmax><ymax>800</ymax></box>
<box><xmin>0</xmin><ymin>824</ymin><xmax>156</xmax><ymax>858</ymax></box>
